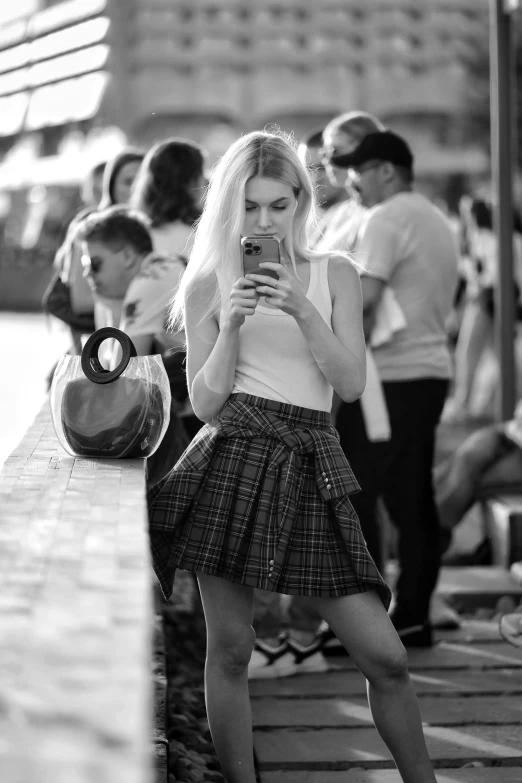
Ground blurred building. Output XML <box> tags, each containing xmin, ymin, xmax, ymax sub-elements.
<box><xmin>0</xmin><ymin>0</ymin><xmax>491</xmax><ymax>191</ymax></box>
<box><xmin>0</xmin><ymin>0</ymin><xmax>493</xmax><ymax>308</ymax></box>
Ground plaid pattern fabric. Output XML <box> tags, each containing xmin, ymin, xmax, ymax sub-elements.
<box><xmin>148</xmin><ymin>393</ymin><xmax>391</xmax><ymax>608</ymax></box>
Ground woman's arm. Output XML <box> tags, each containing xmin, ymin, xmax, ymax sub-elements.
<box><xmin>186</xmin><ymin>276</ymin><xmax>259</xmax><ymax>421</ymax></box>
<box><xmin>249</xmin><ymin>255</ymin><xmax>366</xmax><ymax>402</ymax></box>
<box><xmin>299</xmin><ymin>257</ymin><xmax>366</xmax><ymax>401</ymax></box>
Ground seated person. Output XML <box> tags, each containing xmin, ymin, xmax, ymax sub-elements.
<box><xmin>78</xmin><ymin>206</ymin><xmax>191</xmax><ymax>484</ymax></box>
<box><xmin>436</xmin><ymin>401</ymin><xmax>522</xmax><ymax>552</ymax></box>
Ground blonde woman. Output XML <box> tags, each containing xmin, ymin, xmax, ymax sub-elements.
<box><xmin>148</xmin><ymin>131</ymin><xmax>436</xmax><ymax>783</ymax></box>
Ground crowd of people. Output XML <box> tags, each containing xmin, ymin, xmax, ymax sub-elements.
<box><xmin>42</xmin><ymin>110</ymin><xmax>522</xmax><ymax>782</ymax></box>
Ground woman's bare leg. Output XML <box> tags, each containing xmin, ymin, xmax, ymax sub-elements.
<box><xmin>451</xmin><ymin>300</ymin><xmax>492</xmax><ymax>411</ymax></box>
<box><xmin>197</xmin><ymin>572</ymin><xmax>257</xmax><ymax>783</ymax></box>
<box><xmin>315</xmin><ymin>590</ymin><xmax>436</xmax><ymax>783</ymax></box>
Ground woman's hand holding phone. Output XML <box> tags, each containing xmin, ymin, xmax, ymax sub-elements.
<box><xmin>246</xmin><ymin>262</ymin><xmax>311</xmax><ymax>320</ymax></box>
<box><xmin>224</xmin><ymin>277</ymin><xmax>259</xmax><ymax>329</ymax></box>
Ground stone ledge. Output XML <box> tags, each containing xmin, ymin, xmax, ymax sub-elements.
<box><xmin>0</xmin><ymin>403</ymin><xmax>154</xmax><ymax>783</ymax></box>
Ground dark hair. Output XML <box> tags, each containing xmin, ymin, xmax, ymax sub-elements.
<box><xmin>470</xmin><ymin>199</ymin><xmax>493</xmax><ymax>231</ymax></box>
<box><xmin>78</xmin><ymin>205</ymin><xmax>153</xmax><ymax>256</ymax></box>
<box><xmin>301</xmin><ymin>129</ymin><xmax>324</xmax><ymax>149</ymax></box>
<box><xmin>131</xmin><ymin>137</ymin><xmax>205</xmax><ymax>228</ymax></box>
<box><xmin>470</xmin><ymin>199</ymin><xmax>522</xmax><ymax>234</ymax></box>
<box><xmin>394</xmin><ymin>165</ymin><xmax>414</xmax><ymax>185</ymax></box>
<box><xmin>99</xmin><ymin>148</ymin><xmax>145</xmax><ymax>209</ymax></box>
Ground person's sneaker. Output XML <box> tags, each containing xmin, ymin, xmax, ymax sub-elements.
<box><xmin>248</xmin><ymin>635</ymin><xmax>296</xmax><ymax>680</ymax></box>
<box><xmin>392</xmin><ymin>621</ymin><xmax>433</xmax><ymax>647</ymax></box>
<box><xmin>317</xmin><ymin>626</ymin><xmax>349</xmax><ymax>657</ymax></box>
<box><xmin>430</xmin><ymin>595</ymin><xmax>461</xmax><ymax>630</ymax></box>
<box><xmin>286</xmin><ymin>635</ymin><xmax>330</xmax><ymax>674</ymax></box>
<box><xmin>499</xmin><ymin>613</ymin><xmax>522</xmax><ymax>648</ymax></box>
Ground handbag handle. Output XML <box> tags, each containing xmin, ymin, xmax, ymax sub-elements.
<box><xmin>81</xmin><ymin>327</ymin><xmax>137</xmax><ymax>384</ymax></box>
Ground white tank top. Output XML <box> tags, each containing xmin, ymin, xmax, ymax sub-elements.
<box><xmin>232</xmin><ymin>255</ymin><xmax>333</xmax><ymax>412</ymax></box>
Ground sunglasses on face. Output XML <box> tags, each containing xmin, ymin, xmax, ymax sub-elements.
<box><xmin>82</xmin><ymin>254</ymin><xmax>102</xmax><ymax>274</ymax></box>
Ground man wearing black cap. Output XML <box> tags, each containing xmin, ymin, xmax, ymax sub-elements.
<box><xmin>332</xmin><ymin>130</ymin><xmax>459</xmax><ymax>646</ymax></box>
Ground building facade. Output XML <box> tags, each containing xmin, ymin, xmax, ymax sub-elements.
<box><xmin>0</xmin><ymin>0</ymin><xmax>490</xmax><ymax>190</ymax></box>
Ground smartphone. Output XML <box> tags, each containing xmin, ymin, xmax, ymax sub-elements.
<box><xmin>241</xmin><ymin>235</ymin><xmax>280</xmax><ymax>280</ymax></box>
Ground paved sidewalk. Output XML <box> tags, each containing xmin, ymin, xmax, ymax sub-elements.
<box><xmin>251</xmin><ymin>619</ymin><xmax>522</xmax><ymax>782</ymax></box>
<box><xmin>251</xmin><ymin>409</ymin><xmax>522</xmax><ymax>782</ymax></box>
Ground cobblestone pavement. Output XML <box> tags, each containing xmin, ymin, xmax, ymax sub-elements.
<box><xmin>0</xmin><ymin>312</ymin><xmax>69</xmax><ymax>467</ymax></box>
<box><xmin>251</xmin><ymin>620</ymin><xmax>522</xmax><ymax>782</ymax></box>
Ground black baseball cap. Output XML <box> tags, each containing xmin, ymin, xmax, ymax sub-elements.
<box><xmin>330</xmin><ymin>130</ymin><xmax>414</xmax><ymax>170</ymax></box>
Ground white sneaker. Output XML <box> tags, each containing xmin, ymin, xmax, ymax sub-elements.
<box><xmin>248</xmin><ymin>636</ymin><xmax>297</xmax><ymax>680</ymax></box>
<box><xmin>499</xmin><ymin>613</ymin><xmax>522</xmax><ymax>648</ymax></box>
<box><xmin>430</xmin><ymin>595</ymin><xmax>461</xmax><ymax>630</ymax></box>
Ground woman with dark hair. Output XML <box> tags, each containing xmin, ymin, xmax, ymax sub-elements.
<box><xmin>130</xmin><ymin>137</ymin><xmax>206</xmax><ymax>261</ymax></box>
<box><xmin>131</xmin><ymin>138</ymin><xmax>207</xmax><ymax>439</ymax></box>
<box><xmin>98</xmin><ymin>147</ymin><xmax>145</xmax><ymax>209</ymax></box>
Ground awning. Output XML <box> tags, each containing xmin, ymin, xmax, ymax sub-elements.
<box><xmin>0</xmin><ymin>92</ymin><xmax>29</xmax><ymax>136</ymax></box>
<box><xmin>25</xmin><ymin>70</ymin><xmax>109</xmax><ymax>131</ymax></box>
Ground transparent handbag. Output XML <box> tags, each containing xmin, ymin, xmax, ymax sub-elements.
<box><xmin>50</xmin><ymin>327</ymin><xmax>171</xmax><ymax>459</ymax></box>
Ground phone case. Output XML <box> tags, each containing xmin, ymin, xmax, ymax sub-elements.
<box><xmin>241</xmin><ymin>236</ymin><xmax>280</xmax><ymax>280</ymax></box>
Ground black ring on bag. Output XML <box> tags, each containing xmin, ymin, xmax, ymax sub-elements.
<box><xmin>81</xmin><ymin>327</ymin><xmax>137</xmax><ymax>384</ymax></box>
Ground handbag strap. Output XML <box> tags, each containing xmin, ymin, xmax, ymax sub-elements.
<box><xmin>81</xmin><ymin>327</ymin><xmax>137</xmax><ymax>385</ymax></box>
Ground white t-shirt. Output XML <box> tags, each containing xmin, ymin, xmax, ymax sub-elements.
<box><xmin>119</xmin><ymin>253</ymin><xmax>185</xmax><ymax>348</ymax></box>
<box><xmin>314</xmin><ymin>200</ymin><xmax>366</xmax><ymax>255</ymax></box>
<box><xmin>469</xmin><ymin>227</ymin><xmax>522</xmax><ymax>294</ymax></box>
<box><xmin>151</xmin><ymin>222</ymin><xmax>194</xmax><ymax>261</ymax></box>
<box><xmin>357</xmin><ymin>191</ymin><xmax>459</xmax><ymax>382</ymax></box>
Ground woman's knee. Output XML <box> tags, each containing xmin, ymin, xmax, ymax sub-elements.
<box><xmin>365</xmin><ymin>641</ymin><xmax>409</xmax><ymax>689</ymax></box>
<box><xmin>207</xmin><ymin>623</ymin><xmax>256</xmax><ymax>677</ymax></box>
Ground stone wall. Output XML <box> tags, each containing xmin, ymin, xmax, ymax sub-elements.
<box><xmin>0</xmin><ymin>404</ymin><xmax>154</xmax><ymax>783</ymax></box>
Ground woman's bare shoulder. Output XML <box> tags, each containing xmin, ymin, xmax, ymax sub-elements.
<box><xmin>325</xmin><ymin>254</ymin><xmax>361</xmax><ymax>308</ymax></box>
<box><xmin>327</xmin><ymin>253</ymin><xmax>359</xmax><ymax>280</ymax></box>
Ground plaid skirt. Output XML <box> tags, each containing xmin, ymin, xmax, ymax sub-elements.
<box><xmin>148</xmin><ymin>393</ymin><xmax>391</xmax><ymax>608</ymax></box>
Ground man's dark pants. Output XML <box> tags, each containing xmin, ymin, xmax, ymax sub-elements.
<box><xmin>336</xmin><ymin>378</ymin><xmax>449</xmax><ymax>627</ymax></box>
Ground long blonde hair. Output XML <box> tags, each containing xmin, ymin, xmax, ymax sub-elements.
<box><xmin>171</xmin><ymin>130</ymin><xmax>326</xmax><ymax>328</ymax></box>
